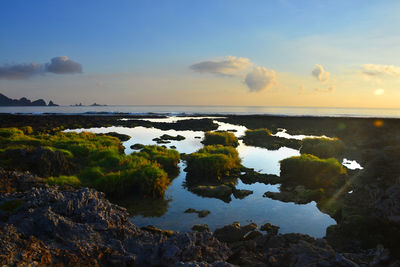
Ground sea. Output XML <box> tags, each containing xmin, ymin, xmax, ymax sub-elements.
<box><xmin>1</xmin><ymin>105</ymin><xmax>400</xmax><ymax>118</ymax></box>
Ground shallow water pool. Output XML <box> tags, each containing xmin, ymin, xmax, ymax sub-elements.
<box><xmin>67</xmin><ymin>118</ymin><xmax>342</xmax><ymax>237</ymax></box>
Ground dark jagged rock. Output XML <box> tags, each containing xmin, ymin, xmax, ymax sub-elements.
<box><xmin>214</xmin><ymin>222</ymin><xmax>257</xmax><ymax>243</ymax></box>
<box><xmin>1</xmin><ymin>169</ymin><xmax>400</xmax><ymax>265</ymax></box>
<box><xmin>192</xmin><ymin>224</ymin><xmax>210</xmax><ymax>233</ymax></box>
<box><xmin>260</xmin><ymin>222</ymin><xmax>280</xmax><ymax>235</ymax></box>
<box><xmin>141</xmin><ymin>225</ymin><xmax>174</xmax><ymax>236</ymax></box>
<box><xmin>0</xmin><ymin>185</ymin><xmax>232</xmax><ymax>266</ymax></box>
<box><xmin>0</xmin><ymin>169</ymin><xmax>46</xmax><ymax>193</ymax></box>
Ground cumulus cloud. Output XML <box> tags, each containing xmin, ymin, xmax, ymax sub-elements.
<box><xmin>0</xmin><ymin>56</ymin><xmax>82</xmax><ymax>80</ymax></box>
<box><xmin>190</xmin><ymin>56</ymin><xmax>252</xmax><ymax>76</ymax></box>
<box><xmin>45</xmin><ymin>56</ymin><xmax>82</xmax><ymax>74</ymax></box>
<box><xmin>312</xmin><ymin>64</ymin><xmax>330</xmax><ymax>82</ymax></box>
<box><xmin>244</xmin><ymin>67</ymin><xmax>277</xmax><ymax>92</ymax></box>
<box><xmin>362</xmin><ymin>64</ymin><xmax>400</xmax><ymax>77</ymax></box>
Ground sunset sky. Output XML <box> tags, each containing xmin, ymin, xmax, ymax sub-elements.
<box><xmin>1</xmin><ymin>0</ymin><xmax>400</xmax><ymax>107</ymax></box>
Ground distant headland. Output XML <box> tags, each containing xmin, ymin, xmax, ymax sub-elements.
<box><xmin>0</xmin><ymin>93</ymin><xmax>58</xmax><ymax>106</ymax></box>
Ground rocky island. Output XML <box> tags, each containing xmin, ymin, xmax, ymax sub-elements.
<box><xmin>0</xmin><ymin>93</ymin><xmax>58</xmax><ymax>107</ymax></box>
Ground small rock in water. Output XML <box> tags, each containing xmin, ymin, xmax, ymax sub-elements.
<box><xmin>198</xmin><ymin>210</ymin><xmax>211</xmax><ymax>218</ymax></box>
<box><xmin>184</xmin><ymin>208</ymin><xmax>211</xmax><ymax>218</ymax></box>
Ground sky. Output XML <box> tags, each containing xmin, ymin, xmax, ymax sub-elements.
<box><xmin>1</xmin><ymin>0</ymin><xmax>400</xmax><ymax>107</ymax></box>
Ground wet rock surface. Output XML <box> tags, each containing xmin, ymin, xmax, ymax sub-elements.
<box><xmin>2</xmin><ymin>114</ymin><xmax>400</xmax><ymax>265</ymax></box>
<box><xmin>1</xmin><ymin>170</ymin><xmax>400</xmax><ymax>266</ymax></box>
<box><xmin>0</xmin><ymin>169</ymin><xmax>46</xmax><ymax>193</ymax></box>
<box><xmin>0</xmin><ymin>171</ymin><xmax>231</xmax><ymax>266</ymax></box>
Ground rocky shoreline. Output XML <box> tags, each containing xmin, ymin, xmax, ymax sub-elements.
<box><xmin>1</xmin><ymin>169</ymin><xmax>399</xmax><ymax>266</ymax></box>
<box><xmin>1</xmin><ymin>114</ymin><xmax>400</xmax><ymax>266</ymax></box>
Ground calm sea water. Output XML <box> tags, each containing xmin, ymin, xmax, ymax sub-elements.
<box><xmin>1</xmin><ymin>105</ymin><xmax>400</xmax><ymax>117</ymax></box>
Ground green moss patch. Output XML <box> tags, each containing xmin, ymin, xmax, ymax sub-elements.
<box><xmin>202</xmin><ymin>131</ymin><xmax>239</xmax><ymax>147</ymax></box>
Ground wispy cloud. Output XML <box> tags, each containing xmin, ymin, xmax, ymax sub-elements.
<box><xmin>362</xmin><ymin>64</ymin><xmax>400</xmax><ymax>78</ymax></box>
<box><xmin>245</xmin><ymin>67</ymin><xmax>277</xmax><ymax>92</ymax></box>
<box><xmin>0</xmin><ymin>56</ymin><xmax>82</xmax><ymax>80</ymax></box>
<box><xmin>190</xmin><ymin>56</ymin><xmax>252</xmax><ymax>76</ymax></box>
<box><xmin>312</xmin><ymin>64</ymin><xmax>330</xmax><ymax>82</ymax></box>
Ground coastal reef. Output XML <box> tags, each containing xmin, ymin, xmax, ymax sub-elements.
<box><xmin>1</xmin><ymin>170</ymin><xmax>398</xmax><ymax>266</ymax></box>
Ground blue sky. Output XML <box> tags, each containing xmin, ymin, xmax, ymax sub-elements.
<box><xmin>1</xmin><ymin>0</ymin><xmax>400</xmax><ymax>106</ymax></box>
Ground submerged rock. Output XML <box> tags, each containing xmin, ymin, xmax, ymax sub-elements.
<box><xmin>184</xmin><ymin>208</ymin><xmax>211</xmax><ymax>218</ymax></box>
<box><xmin>190</xmin><ymin>185</ymin><xmax>233</xmax><ymax>203</ymax></box>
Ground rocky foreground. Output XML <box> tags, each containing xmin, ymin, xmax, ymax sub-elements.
<box><xmin>0</xmin><ymin>170</ymin><xmax>399</xmax><ymax>266</ymax></box>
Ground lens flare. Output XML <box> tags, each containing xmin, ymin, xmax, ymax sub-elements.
<box><xmin>373</xmin><ymin>119</ymin><xmax>384</xmax><ymax>127</ymax></box>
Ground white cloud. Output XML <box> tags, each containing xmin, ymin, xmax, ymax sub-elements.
<box><xmin>244</xmin><ymin>67</ymin><xmax>277</xmax><ymax>92</ymax></box>
<box><xmin>362</xmin><ymin>64</ymin><xmax>400</xmax><ymax>77</ymax></box>
<box><xmin>190</xmin><ymin>56</ymin><xmax>252</xmax><ymax>76</ymax></box>
<box><xmin>312</xmin><ymin>64</ymin><xmax>330</xmax><ymax>82</ymax></box>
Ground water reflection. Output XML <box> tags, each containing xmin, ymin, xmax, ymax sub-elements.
<box><xmin>114</xmin><ymin>196</ymin><xmax>172</xmax><ymax>217</ymax></box>
<box><xmin>342</xmin><ymin>158</ymin><xmax>363</xmax><ymax>170</ymax></box>
<box><xmin>273</xmin><ymin>128</ymin><xmax>330</xmax><ymax>140</ymax></box>
<box><xmin>67</xmin><ymin>118</ymin><xmax>339</xmax><ymax>237</ymax></box>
